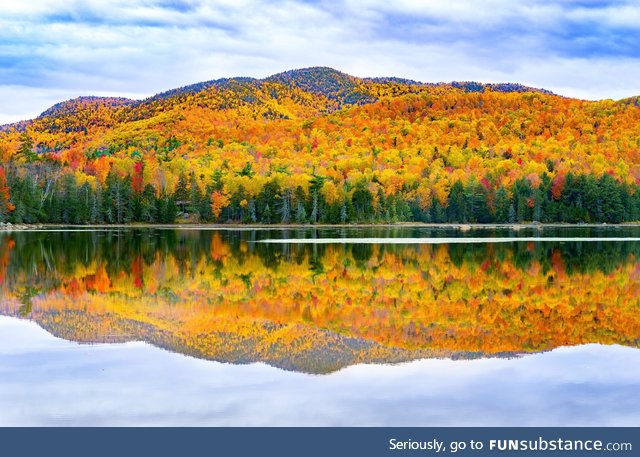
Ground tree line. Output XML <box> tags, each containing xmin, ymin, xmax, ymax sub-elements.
<box><xmin>1</xmin><ymin>163</ymin><xmax>639</xmax><ymax>225</ymax></box>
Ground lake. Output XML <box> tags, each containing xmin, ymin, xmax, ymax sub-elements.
<box><xmin>1</xmin><ymin>226</ymin><xmax>640</xmax><ymax>425</ymax></box>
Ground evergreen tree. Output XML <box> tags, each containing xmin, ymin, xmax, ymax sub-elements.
<box><xmin>309</xmin><ymin>171</ymin><xmax>325</xmax><ymax>223</ymax></box>
<box><xmin>280</xmin><ymin>192</ymin><xmax>291</xmax><ymax>223</ymax></box>
<box><xmin>376</xmin><ymin>188</ymin><xmax>386</xmax><ymax>221</ymax></box>
<box><xmin>508</xmin><ymin>203</ymin><xmax>516</xmax><ymax>223</ymax></box>
<box><xmin>91</xmin><ymin>183</ymin><xmax>103</xmax><ymax>223</ymax></box>
<box><xmin>295</xmin><ymin>201</ymin><xmax>307</xmax><ymax>224</ymax></box>
<box><xmin>189</xmin><ymin>172</ymin><xmax>203</xmax><ymax>218</ymax></box>
<box><xmin>173</xmin><ymin>172</ymin><xmax>189</xmax><ymax>214</ymax></box>
<box><xmin>599</xmin><ymin>174</ymin><xmax>624</xmax><ymax>223</ymax></box>
<box><xmin>262</xmin><ymin>203</ymin><xmax>272</xmax><ymax>224</ymax></box>
<box><xmin>257</xmin><ymin>181</ymin><xmax>280</xmax><ymax>224</ymax></box>
<box><xmin>352</xmin><ymin>181</ymin><xmax>373</xmax><ymax>221</ymax></box>
<box><xmin>447</xmin><ymin>180</ymin><xmax>466</xmax><ymax>222</ymax></box>
<box><xmin>157</xmin><ymin>192</ymin><xmax>177</xmax><ymax>223</ymax></box>
<box><xmin>16</xmin><ymin>132</ymin><xmax>38</xmax><ymax>163</ymax></box>
<box><xmin>140</xmin><ymin>184</ymin><xmax>158</xmax><ymax>222</ymax></box>
<box><xmin>532</xmin><ymin>188</ymin><xmax>542</xmax><ymax>222</ymax></box>
<box><xmin>310</xmin><ymin>193</ymin><xmax>319</xmax><ymax>223</ymax></box>
<box><xmin>78</xmin><ymin>182</ymin><xmax>91</xmax><ymax>223</ymax></box>
<box><xmin>248</xmin><ymin>199</ymin><xmax>257</xmax><ymax>223</ymax></box>
<box><xmin>431</xmin><ymin>197</ymin><xmax>446</xmax><ymax>223</ymax></box>
<box><xmin>340</xmin><ymin>203</ymin><xmax>347</xmax><ymax>223</ymax></box>
<box><xmin>494</xmin><ymin>186</ymin><xmax>510</xmax><ymax>222</ymax></box>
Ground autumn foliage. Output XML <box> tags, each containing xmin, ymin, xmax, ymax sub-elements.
<box><xmin>1</xmin><ymin>67</ymin><xmax>640</xmax><ymax>224</ymax></box>
<box><xmin>1</xmin><ymin>229</ymin><xmax>639</xmax><ymax>372</ymax></box>
<box><xmin>0</xmin><ymin>167</ymin><xmax>15</xmax><ymax>218</ymax></box>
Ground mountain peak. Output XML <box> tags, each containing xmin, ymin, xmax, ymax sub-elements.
<box><xmin>266</xmin><ymin>66</ymin><xmax>375</xmax><ymax>105</ymax></box>
<box><xmin>39</xmin><ymin>96</ymin><xmax>135</xmax><ymax>118</ymax></box>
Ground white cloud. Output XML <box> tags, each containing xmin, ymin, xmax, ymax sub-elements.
<box><xmin>1</xmin><ymin>0</ymin><xmax>639</xmax><ymax>123</ymax></box>
<box><xmin>2</xmin><ymin>316</ymin><xmax>640</xmax><ymax>425</ymax></box>
<box><xmin>0</xmin><ymin>85</ymin><xmax>146</xmax><ymax>125</ymax></box>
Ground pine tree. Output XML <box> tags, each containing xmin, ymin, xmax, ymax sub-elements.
<box><xmin>494</xmin><ymin>186</ymin><xmax>510</xmax><ymax>222</ymax></box>
<box><xmin>310</xmin><ymin>193</ymin><xmax>318</xmax><ymax>223</ymax></box>
<box><xmin>508</xmin><ymin>204</ymin><xmax>516</xmax><ymax>223</ymax></box>
<box><xmin>173</xmin><ymin>172</ymin><xmax>189</xmax><ymax>214</ymax></box>
<box><xmin>248</xmin><ymin>200</ymin><xmax>257</xmax><ymax>223</ymax></box>
<box><xmin>189</xmin><ymin>172</ymin><xmax>203</xmax><ymax>218</ymax></box>
<box><xmin>599</xmin><ymin>174</ymin><xmax>624</xmax><ymax>223</ymax></box>
<box><xmin>16</xmin><ymin>132</ymin><xmax>38</xmax><ymax>163</ymax></box>
<box><xmin>280</xmin><ymin>193</ymin><xmax>290</xmax><ymax>223</ymax></box>
<box><xmin>262</xmin><ymin>204</ymin><xmax>271</xmax><ymax>224</ymax></box>
<box><xmin>61</xmin><ymin>174</ymin><xmax>79</xmax><ymax>224</ymax></box>
<box><xmin>295</xmin><ymin>201</ymin><xmax>307</xmax><ymax>224</ymax></box>
<box><xmin>532</xmin><ymin>188</ymin><xmax>542</xmax><ymax>222</ymax></box>
<box><xmin>78</xmin><ymin>182</ymin><xmax>91</xmax><ymax>223</ymax></box>
<box><xmin>447</xmin><ymin>180</ymin><xmax>466</xmax><ymax>222</ymax></box>
<box><xmin>91</xmin><ymin>183</ymin><xmax>103</xmax><ymax>223</ymax></box>
<box><xmin>140</xmin><ymin>184</ymin><xmax>158</xmax><ymax>222</ymax></box>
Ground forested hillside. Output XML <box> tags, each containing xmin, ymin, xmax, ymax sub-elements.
<box><xmin>1</xmin><ymin>67</ymin><xmax>640</xmax><ymax>225</ymax></box>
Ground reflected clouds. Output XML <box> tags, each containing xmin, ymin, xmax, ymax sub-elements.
<box><xmin>1</xmin><ymin>316</ymin><xmax>639</xmax><ymax>426</ymax></box>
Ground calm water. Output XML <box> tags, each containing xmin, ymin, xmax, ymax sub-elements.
<box><xmin>1</xmin><ymin>226</ymin><xmax>639</xmax><ymax>425</ymax></box>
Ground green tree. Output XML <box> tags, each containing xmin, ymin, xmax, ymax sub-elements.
<box><xmin>494</xmin><ymin>186</ymin><xmax>510</xmax><ymax>222</ymax></box>
<box><xmin>16</xmin><ymin>132</ymin><xmax>38</xmax><ymax>163</ymax></box>
<box><xmin>447</xmin><ymin>180</ymin><xmax>466</xmax><ymax>222</ymax></box>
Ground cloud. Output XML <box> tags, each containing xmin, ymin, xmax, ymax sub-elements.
<box><xmin>2</xmin><ymin>316</ymin><xmax>640</xmax><ymax>426</ymax></box>
<box><xmin>1</xmin><ymin>0</ymin><xmax>639</xmax><ymax>123</ymax></box>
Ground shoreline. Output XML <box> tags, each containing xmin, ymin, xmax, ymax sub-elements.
<box><xmin>1</xmin><ymin>221</ymin><xmax>640</xmax><ymax>231</ymax></box>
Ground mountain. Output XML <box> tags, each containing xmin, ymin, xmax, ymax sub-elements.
<box><xmin>0</xmin><ymin>67</ymin><xmax>639</xmax><ymax>226</ymax></box>
<box><xmin>2</xmin><ymin>67</ymin><xmax>556</xmax><ymax>131</ymax></box>
<box><xmin>39</xmin><ymin>96</ymin><xmax>136</xmax><ymax>118</ymax></box>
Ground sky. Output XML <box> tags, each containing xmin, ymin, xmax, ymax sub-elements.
<box><xmin>1</xmin><ymin>0</ymin><xmax>639</xmax><ymax>124</ymax></box>
<box><xmin>3</xmin><ymin>316</ymin><xmax>640</xmax><ymax>426</ymax></box>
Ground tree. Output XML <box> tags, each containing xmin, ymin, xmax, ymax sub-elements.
<box><xmin>16</xmin><ymin>132</ymin><xmax>38</xmax><ymax>163</ymax></box>
<box><xmin>310</xmin><ymin>193</ymin><xmax>319</xmax><ymax>223</ymax></box>
<box><xmin>256</xmin><ymin>181</ymin><xmax>281</xmax><ymax>223</ymax></box>
<box><xmin>508</xmin><ymin>203</ymin><xmax>516</xmax><ymax>223</ymax></box>
<box><xmin>309</xmin><ymin>171</ymin><xmax>325</xmax><ymax>223</ymax></box>
<box><xmin>0</xmin><ymin>167</ymin><xmax>15</xmax><ymax>221</ymax></box>
<box><xmin>140</xmin><ymin>184</ymin><xmax>158</xmax><ymax>222</ymax></box>
<box><xmin>189</xmin><ymin>172</ymin><xmax>203</xmax><ymax>218</ymax></box>
<box><xmin>280</xmin><ymin>191</ymin><xmax>291</xmax><ymax>223</ymax></box>
<box><xmin>248</xmin><ymin>199</ymin><xmax>257</xmax><ymax>223</ymax></box>
<box><xmin>494</xmin><ymin>186</ymin><xmax>510</xmax><ymax>222</ymax></box>
<box><xmin>157</xmin><ymin>191</ymin><xmax>177</xmax><ymax>223</ymax></box>
<box><xmin>340</xmin><ymin>203</ymin><xmax>348</xmax><ymax>223</ymax></box>
<box><xmin>104</xmin><ymin>171</ymin><xmax>133</xmax><ymax>223</ymax></box>
<box><xmin>599</xmin><ymin>174</ymin><xmax>624</xmax><ymax>223</ymax></box>
<box><xmin>582</xmin><ymin>174</ymin><xmax>601</xmax><ymax>222</ymax></box>
<box><xmin>210</xmin><ymin>190</ymin><xmax>230</xmax><ymax>221</ymax></box>
<box><xmin>174</xmin><ymin>172</ymin><xmax>189</xmax><ymax>213</ymax></box>
<box><xmin>262</xmin><ymin>203</ymin><xmax>272</xmax><ymax>224</ymax></box>
<box><xmin>61</xmin><ymin>173</ymin><xmax>79</xmax><ymax>224</ymax></box>
<box><xmin>352</xmin><ymin>181</ymin><xmax>373</xmax><ymax>221</ymax></box>
<box><xmin>91</xmin><ymin>183</ymin><xmax>103</xmax><ymax>223</ymax></box>
<box><xmin>295</xmin><ymin>201</ymin><xmax>307</xmax><ymax>224</ymax></box>
<box><xmin>532</xmin><ymin>188</ymin><xmax>543</xmax><ymax>222</ymax></box>
<box><xmin>447</xmin><ymin>180</ymin><xmax>466</xmax><ymax>222</ymax></box>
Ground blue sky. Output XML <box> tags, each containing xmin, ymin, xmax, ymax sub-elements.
<box><xmin>1</xmin><ymin>0</ymin><xmax>639</xmax><ymax>123</ymax></box>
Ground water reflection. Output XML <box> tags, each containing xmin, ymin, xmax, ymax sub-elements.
<box><xmin>2</xmin><ymin>317</ymin><xmax>639</xmax><ymax>426</ymax></box>
<box><xmin>1</xmin><ymin>228</ymin><xmax>639</xmax><ymax>373</ymax></box>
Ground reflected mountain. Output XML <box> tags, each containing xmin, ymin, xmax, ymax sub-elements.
<box><xmin>1</xmin><ymin>228</ymin><xmax>639</xmax><ymax>374</ymax></box>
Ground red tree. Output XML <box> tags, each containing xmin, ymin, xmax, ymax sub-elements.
<box><xmin>0</xmin><ymin>167</ymin><xmax>15</xmax><ymax>220</ymax></box>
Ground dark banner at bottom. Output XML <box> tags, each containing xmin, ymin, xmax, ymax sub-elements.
<box><xmin>0</xmin><ymin>427</ymin><xmax>636</xmax><ymax>456</ymax></box>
